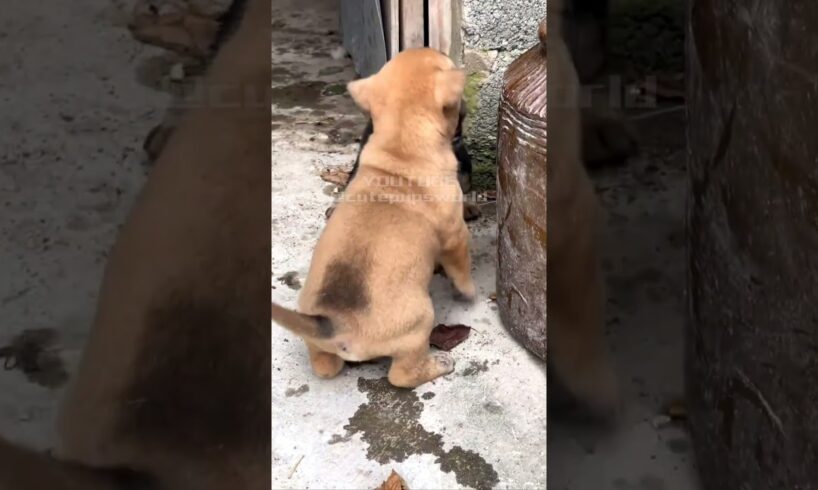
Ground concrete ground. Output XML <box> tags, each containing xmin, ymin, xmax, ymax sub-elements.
<box><xmin>270</xmin><ymin>1</ymin><xmax>546</xmax><ymax>488</ymax></box>
<box><xmin>548</xmin><ymin>109</ymin><xmax>703</xmax><ymax>490</ymax></box>
<box><xmin>0</xmin><ymin>0</ymin><xmax>167</xmax><ymax>449</ymax></box>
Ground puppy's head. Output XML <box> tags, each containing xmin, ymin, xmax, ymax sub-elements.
<box><xmin>347</xmin><ymin>48</ymin><xmax>466</xmax><ymax>140</ymax></box>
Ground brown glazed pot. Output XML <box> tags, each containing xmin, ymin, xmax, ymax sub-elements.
<box><xmin>687</xmin><ymin>1</ymin><xmax>818</xmax><ymax>488</ymax></box>
<box><xmin>496</xmin><ymin>19</ymin><xmax>547</xmax><ymax>359</ymax></box>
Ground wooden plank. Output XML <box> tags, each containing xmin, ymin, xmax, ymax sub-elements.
<box><xmin>400</xmin><ymin>0</ymin><xmax>425</xmax><ymax>49</ymax></box>
<box><xmin>428</xmin><ymin>0</ymin><xmax>452</xmax><ymax>55</ymax></box>
<box><xmin>381</xmin><ymin>0</ymin><xmax>400</xmax><ymax>58</ymax></box>
<box><xmin>339</xmin><ymin>0</ymin><xmax>388</xmax><ymax>77</ymax></box>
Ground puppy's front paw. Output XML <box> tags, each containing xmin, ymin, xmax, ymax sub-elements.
<box><xmin>454</xmin><ymin>280</ymin><xmax>477</xmax><ymax>302</ymax></box>
<box><xmin>430</xmin><ymin>351</ymin><xmax>455</xmax><ymax>375</ymax></box>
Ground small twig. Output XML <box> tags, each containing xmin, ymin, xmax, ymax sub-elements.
<box><xmin>287</xmin><ymin>455</ymin><xmax>304</xmax><ymax>479</ymax></box>
<box><xmin>734</xmin><ymin>369</ymin><xmax>786</xmax><ymax>437</ymax></box>
<box><xmin>510</xmin><ymin>283</ymin><xmax>530</xmax><ymax>307</ymax></box>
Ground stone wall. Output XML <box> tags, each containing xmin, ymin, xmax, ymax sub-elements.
<box><xmin>458</xmin><ymin>0</ymin><xmax>546</xmax><ymax>190</ymax></box>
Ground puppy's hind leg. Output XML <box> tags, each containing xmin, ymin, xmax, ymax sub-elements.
<box><xmin>387</xmin><ymin>309</ymin><xmax>455</xmax><ymax>388</ymax></box>
<box><xmin>306</xmin><ymin>342</ymin><xmax>344</xmax><ymax>379</ymax></box>
<box><xmin>439</xmin><ymin>227</ymin><xmax>476</xmax><ymax>301</ymax></box>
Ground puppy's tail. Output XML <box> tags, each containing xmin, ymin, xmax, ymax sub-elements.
<box><xmin>0</xmin><ymin>435</ymin><xmax>155</xmax><ymax>490</ymax></box>
<box><xmin>271</xmin><ymin>303</ymin><xmax>334</xmax><ymax>339</ymax></box>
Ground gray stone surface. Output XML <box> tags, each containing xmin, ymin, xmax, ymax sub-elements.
<box><xmin>462</xmin><ymin>0</ymin><xmax>545</xmax><ymax>52</ymax></box>
<box><xmin>459</xmin><ymin>0</ymin><xmax>545</xmax><ymax>183</ymax></box>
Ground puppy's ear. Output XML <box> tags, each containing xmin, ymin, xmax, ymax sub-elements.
<box><xmin>435</xmin><ymin>69</ymin><xmax>466</xmax><ymax>109</ymax></box>
<box><xmin>347</xmin><ymin>75</ymin><xmax>376</xmax><ymax>112</ymax></box>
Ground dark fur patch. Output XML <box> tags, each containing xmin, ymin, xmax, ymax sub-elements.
<box><xmin>317</xmin><ymin>252</ymin><xmax>371</xmax><ymax>312</ymax></box>
<box><xmin>315</xmin><ymin>316</ymin><xmax>335</xmax><ymax>338</ymax></box>
<box><xmin>115</xmin><ymin>291</ymin><xmax>270</xmax><ymax>456</ymax></box>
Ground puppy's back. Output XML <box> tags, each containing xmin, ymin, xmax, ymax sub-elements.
<box><xmin>300</xmin><ymin>198</ymin><xmax>438</xmax><ymax>320</ymax></box>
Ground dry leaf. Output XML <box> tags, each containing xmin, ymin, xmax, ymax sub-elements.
<box><xmin>429</xmin><ymin>324</ymin><xmax>471</xmax><ymax>351</ymax></box>
<box><xmin>376</xmin><ymin>470</ymin><xmax>407</xmax><ymax>490</ymax></box>
<box><xmin>320</xmin><ymin>167</ymin><xmax>352</xmax><ymax>187</ymax></box>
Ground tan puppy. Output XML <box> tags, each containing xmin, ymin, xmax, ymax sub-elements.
<box><xmin>0</xmin><ymin>0</ymin><xmax>271</xmax><ymax>487</ymax></box>
<box><xmin>272</xmin><ymin>48</ymin><xmax>474</xmax><ymax>389</ymax></box>
<box><xmin>546</xmin><ymin>5</ymin><xmax>620</xmax><ymax>415</ymax></box>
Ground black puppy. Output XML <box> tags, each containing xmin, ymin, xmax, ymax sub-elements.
<box><xmin>346</xmin><ymin>100</ymin><xmax>481</xmax><ymax>221</ymax></box>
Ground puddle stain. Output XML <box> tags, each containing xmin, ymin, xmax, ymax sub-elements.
<box><xmin>271</xmin><ymin>81</ymin><xmax>328</xmax><ymax>109</ymax></box>
<box><xmin>462</xmin><ymin>360</ymin><xmax>489</xmax><ymax>377</ymax></box>
<box><xmin>0</xmin><ymin>328</ymin><xmax>68</xmax><ymax>389</ymax></box>
<box><xmin>667</xmin><ymin>437</ymin><xmax>690</xmax><ymax>454</ymax></box>
<box><xmin>285</xmin><ymin>384</ymin><xmax>309</xmax><ymax>397</ymax></box>
<box><xmin>612</xmin><ymin>475</ymin><xmax>666</xmax><ymax>490</ymax></box>
<box><xmin>277</xmin><ymin>271</ymin><xmax>301</xmax><ymax>290</ymax></box>
<box><xmin>338</xmin><ymin>377</ymin><xmax>499</xmax><ymax>489</ymax></box>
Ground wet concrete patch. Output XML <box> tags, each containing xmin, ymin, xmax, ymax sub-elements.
<box><xmin>0</xmin><ymin>328</ymin><xmax>68</xmax><ymax>389</ymax></box>
<box><xmin>612</xmin><ymin>475</ymin><xmax>667</xmax><ymax>490</ymax></box>
<box><xmin>326</xmin><ymin>126</ymin><xmax>359</xmax><ymax>145</ymax></box>
<box><xmin>337</xmin><ymin>377</ymin><xmax>499</xmax><ymax>489</ymax></box>
<box><xmin>271</xmin><ymin>66</ymin><xmax>293</xmax><ymax>83</ymax></box>
<box><xmin>483</xmin><ymin>402</ymin><xmax>503</xmax><ymax>414</ymax></box>
<box><xmin>667</xmin><ymin>437</ymin><xmax>690</xmax><ymax>454</ymax></box>
<box><xmin>462</xmin><ymin>360</ymin><xmax>489</xmax><ymax>376</ymax></box>
<box><xmin>319</xmin><ymin>66</ymin><xmax>345</xmax><ymax>76</ymax></box>
<box><xmin>285</xmin><ymin>384</ymin><xmax>310</xmax><ymax>397</ymax></box>
<box><xmin>271</xmin><ymin>81</ymin><xmax>328</xmax><ymax>109</ymax></box>
<box><xmin>277</xmin><ymin>271</ymin><xmax>302</xmax><ymax>290</ymax></box>
<box><xmin>640</xmin><ymin>475</ymin><xmax>667</xmax><ymax>490</ymax></box>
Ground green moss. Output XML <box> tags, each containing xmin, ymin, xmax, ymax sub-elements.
<box><xmin>461</xmin><ymin>70</ymin><xmax>497</xmax><ymax>191</ymax></box>
<box><xmin>472</xmin><ymin>163</ymin><xmax>496</xmax><ymax>191</ymax></box>
<box><xmin>321</xmin><ymin>83</ymin><xmax>347</xmax><ymax>96</ymax></box>
<box><xmin>463</xmin><ymin>71</ymin><xmax>487</xmax><ymax>123</ymax></box>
